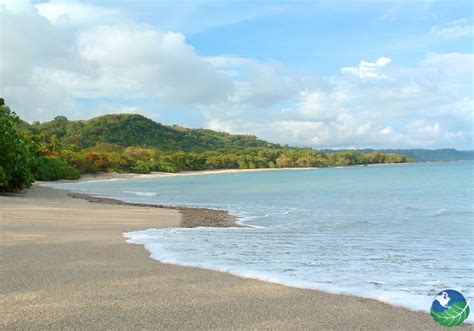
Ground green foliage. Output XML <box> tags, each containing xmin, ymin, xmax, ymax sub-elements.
<box><xmin>132</xmin><ymin>160</ymin><xmax>152</xmax><ymax>174</ymax></box>
<box><xmin>32</xmin><ymin>156</ymin><xmax>80</xmax><ymax>181</ymax></box>
<box><xmin>430</xmin><ymin>301</ymin><xmax>470</xmax><ymax>327</ymax></box>
<box><xmin>1</xmin><ymin>99</ymin><xmax>411</xmax><ymax>183</ymax></box>
<box><xmin>31</xmin><ymin>114</ymin><xmax>273</xmax><ymax>151</ymax></box>
<box><xmin>0</xmin><ymin>98</ymin><xmax>34</xmax><ymax>191</ymax></box>
<box><xmin>322</xmin><ymin>148</ymin><xmax>472</xmax><ymax>162</ymax></box>
<box><xmin>155</xmin><ymin>155</ymin><xmax>181</xmax><ymax>173</ymax></box>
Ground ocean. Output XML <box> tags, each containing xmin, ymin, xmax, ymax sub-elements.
<box><xmin>48</xmin><ymin>161</ymin><xmax>473</xmax><ymax>319</ymax></box>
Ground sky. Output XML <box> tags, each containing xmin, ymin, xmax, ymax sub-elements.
<box><xmin>1</xmin><ymin>0</ymin><xmax>473</xmax><ymax>149</ymax></box>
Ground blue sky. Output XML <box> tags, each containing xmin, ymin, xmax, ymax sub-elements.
<box><xmin>2</xmin><ymin>0</ymin><xmax>473</xmax><ymax>149</ymax></box>
<box><xmin>105</xmin><ymin>1</ymin><xmax>472</xmax><ymax>70</ymax></box>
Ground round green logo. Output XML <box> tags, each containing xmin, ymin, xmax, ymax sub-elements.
<box><xmin>430</xmin><ymin>289</ymin><xmax>470</xmax><ymax>327</ymax></box>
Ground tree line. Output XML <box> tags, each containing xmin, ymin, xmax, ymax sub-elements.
<box><xmin>0</xmin><ymin>99</ymin><xmax>410</xmax><ymax>191</ymax></box>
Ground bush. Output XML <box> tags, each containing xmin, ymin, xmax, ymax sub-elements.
<box><xmin>131</xmin><ymin>160</ymin><xmax>151</xmax><ymax>174</ymax></box>
<box><xmin>32</xmin><ymin>156</ymin><xmax>81</xmax><ymax>181</ymax></box>
<box><xmin>66</xmin><ymin>152</ymin><xmax>99</xmax><ymax>174</ymax></box>
<box><xmin>156</xmin><ymin>161</ymin><xmax>180</xmax><ymax>173</ymax></box>
<box><xmin>0</xmin><ymin>99</ymin><xmax>33</xmax><ymax>191</ymax></box>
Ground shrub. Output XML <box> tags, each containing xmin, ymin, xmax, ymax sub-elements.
<box><xmin>32</xmin><ymin>156</ymin><xmax>81</xmax><ymax>181</ymax></box>
<box><xmin>0</xmin><ymin>99</ymin><xmax>33</xmax><ymax>191</ymax></box>
<box><xmin>131</xmin><ymin>160</ymin><xmax>151</xmax><ymax>174</ymax></box>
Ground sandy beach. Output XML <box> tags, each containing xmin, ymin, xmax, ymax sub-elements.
<box><xmin>41</xmin><ymin>164</ymin><xmax>411</xmax><ymax>185</ymax></box>
<box><xmin>54</xmin><ymin>167</ymin><xmax>322</xmax><ymax>184</ymax></box>
<box><xmin>1</xmin><ymin>185</ymin><xmax>467</xmax><ymax>330</ymax></box>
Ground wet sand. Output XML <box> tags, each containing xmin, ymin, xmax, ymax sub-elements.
<box><xmin>0</xmin><ymin>185</ymin><xmax>465</xmax><ymax>330</ymax></box>
<box><xmin>67</xmin><ymin>191</ymin><xmax>241</xmax><ymax>228</ymax></box>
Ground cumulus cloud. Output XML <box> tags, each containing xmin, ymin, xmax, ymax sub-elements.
<box><xmin>35</xmin><ymin>0</ymin><xmax>123</xmax><ymax>27</ymax></box>
<box><xmin>0</xmin><ymin>1</ymin><xmax>74</xmax><ymax>119</ymax></box>
<box><xmin>206</xmin><ymin>52</ymin><xmax>472</xmax><ymax>149</ymax></box>
<box><xmin>1</xmin><ymin>0</ymin><xmax>472</xmax><ymax>149</ymax></box>
<box><xmin>292</xmin><ymin>90</ymin><xmax>342</xmax><ymax>120</ymax></box>
<box><xmin>76</xmin><ymin>24</ymin><xmax>233</xmax><ymax>104</ymax></box>
<box><xmin>341</xmin><ymin>57</ymin><xmax>392</xmax><ymax>79</ymax></box>
<box><xmin>1</xmin><ymin>1</ymin><xmax>233</xmax><ymax>120</ymax></box>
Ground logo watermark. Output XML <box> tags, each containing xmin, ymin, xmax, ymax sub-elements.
<box><xmin>430</xmin><ymin>289</ymin><xmax>470</xmax><ymax>327</ymax></box>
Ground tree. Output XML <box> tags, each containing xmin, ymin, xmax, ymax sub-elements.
<box><xmin>132</xmin><ymin>160</ymin><xmax>152</xmax><ymax>174</ymax></box>
<box><xmin>1</xmin><ymin>106</ymin><xmax>410</xmax><ymax>182</ymax></box>
<box><xmin>31</xmin><ymin>156</ymin><xmax>80</xmax><ymax>181</ymax></box>
<box><xmin>50</xmin><ymin>134</ymin><xmax>59</xmax><ymax>152</ymax></box>
<box><xmin>276</xmin><ymin>155</ymin><xmax>293</xmax><ymax>168</ymax></box>
<box><xmin>0</xmin><ymin>98</ymin><xmax>33</xmax><ymax>191</ymax></box>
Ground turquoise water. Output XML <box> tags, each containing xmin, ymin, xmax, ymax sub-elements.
<box><xmin>50</xmin><ymin>161</ymin><xmax>474</xmax><ymax>318</ymax></box>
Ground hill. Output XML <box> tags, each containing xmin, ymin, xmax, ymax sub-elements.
<box><xmin>1</xmin><ymin>101</ymin><xmax>411</xmax><ymax>190</ymax></box>
<box><xmin>320</xmin><ymin>148</ymin><xmax>474</xmax><ymax>162</ymax></box>
<box><xmin>27</xmin><ymin>114</ymin><xmax>275</xmax><ymax>151</ymax></box>
<box><xmin>377</xmin><ymin>149</ymin><xmax>473</xmax><ymax>161</ymax></box>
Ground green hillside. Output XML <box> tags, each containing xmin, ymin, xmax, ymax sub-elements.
<box><xmin>2</xmin><ymin>98</ymin><xmax>411</xmax><ymax>191</ymax></box>
<box><xmin>28</xmin><ymin>114</ymin><xmax>274</xmax><ymax>151</ymax></box>
<box><xmin>321</xmin><ymin>148</ymin><xmax>474</xmax><ymax>162</ymax></box>
<box><xmin>377</xmin><ymin>149</ymin><xmax>473</xmax><ymax>161</ymax></box>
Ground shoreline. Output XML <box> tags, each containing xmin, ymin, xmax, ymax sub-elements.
<box><xmin>49</xmin><ymin>161</ymin><xmax>416</xmax><ymax>184</ymax></box>
<box><xmin>1</xmin><ymin>185</ymin><xmax>464</xmax><ymax>329</ymax></box>
<box><xmin>67</xmin><ymin>191</ymin><xmax>242</xmax><ymax>228</ymax></box>
<box><xmin>49</xmin><ymin>166</ymin><xmax>323</xmax><ymax>184</ymax></box>
<box><xmin>62</xmin><ymin>185</ymin><xmax>473</xmax><ymax>324</ymax></box>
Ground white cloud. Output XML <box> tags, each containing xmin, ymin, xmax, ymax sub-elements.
<box><xmin>431</xmin><ymin>19</ymin><xmax>474</xmax><ymax>40</ymax></box>
<box><xmin>421</xmin><ymin>52</ymin><xmax>474</xmax><ymax>79</ymax></box>
<box><xmin>205</xmin><ymin>52</ymin><xmax>472</xmax><ymax>149</ymax></box>
<box><xmin>1</xmin><ymin>2</ymin><xmax>234</xmax><ymax>120</ymax></box>
<box><xmin>380</xmin><ymin>127</ymin><xmax>395</xmax><ymax>135</ymax></box>
<box><xmin>294</xmin><ymin>90</ymin><xmax>342</xmax><ymax>120</ymax></box>
<box><xmin>407</xmin><ymin>120</ymin><xmax>440</xmax><ymax>136</ymax></box>
<box><xmin>341</xmin><ymin>57</ymin><xmax>392</xmax><ymax>79</ymax></box>
<box><xmin>0</xmin><ymin>0</ymin><xmax>35</xmax><ymax>14</ymax></box>
<box><xmin>0</xmin><ymin>4</ymin><xmax>65</xmax><ymax>84</ymax></box>
<box><xmin>205</xmin><ymin>56</ymin><xmax>301</xmax><ymax>107</ymax></box>
<box><xmin>35</xmin><ymin>0</ymin><xmax>122</xmax><ymax>27</ymax></box>
<box><xmin>75</xmin><ymin>24</ymin><xmax>233</xmax><ymax>104</ymax></box>
<box><xmin>1</xmin><ymin>1</ymin><xmax>473</xmax><ymax>149</ymax></box>
<box><xmin>0</xmin><ymin>2</ymin><xmax>74</xmax><ymax>120</ymax></box>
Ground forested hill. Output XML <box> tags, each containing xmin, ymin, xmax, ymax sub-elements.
<box><xmin>320</xmin><ymin>148</ymin><xmax>474</xmax><ymax>161</ymax></box>
<box><xmin>375</xmin><ymin>149</ymin><xmax>473</xmax><ymax>161</ymax></box>
<box><xmin>23</xmin><ymin>114</ymin><xmax>274</xmax><ymax>151</ymax></box>
<box><xmin>1</xmin><ymin>98</ymin><xmax>411</xmax><ymax>191</ymax></box>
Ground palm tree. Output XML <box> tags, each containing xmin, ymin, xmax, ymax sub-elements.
<box><xmin>50</xmin><ymin>135</ymin><xmax>59</xmax><ymax>152</ymax></box>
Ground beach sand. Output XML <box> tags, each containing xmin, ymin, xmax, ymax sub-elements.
<box><xmin>1</xmin><ymin>185</ymin><xmax>468</xmax><ymax>330</ymax></box>
<box><xmin>60</xmin><ymin>163</ymin><xmax>408</xmax><ymax>183</ymax></box>
<box><xmin>55</xmin><ymin>167</ymin><xmax>322</xmax><ymax>184</ymax></box>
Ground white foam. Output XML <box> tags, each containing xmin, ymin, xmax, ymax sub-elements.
<box><xmin>123</xmin><ymin>191</ymin><xmax>158</xmax><ymax>197</ymax></box>
<box><xmin>124</xmin><ymin>229</ymin><xmax>474</xmax><ymax>324</ymax></box>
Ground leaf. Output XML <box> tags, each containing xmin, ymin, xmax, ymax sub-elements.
<box><xmin>431</xmin><ymin>301</ymin><xmax>470</xmax><ymax>327</ymax></box>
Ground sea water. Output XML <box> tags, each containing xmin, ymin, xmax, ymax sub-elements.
<box><xmin>49</xmin><ymin>161</ymin><xmax>474</xmax><ymax>319</ymax></box>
